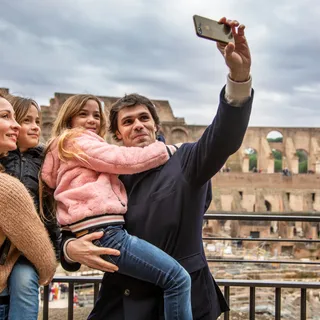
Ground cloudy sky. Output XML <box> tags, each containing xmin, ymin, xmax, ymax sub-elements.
<box><xmin>1</xmin><ymin>0</ymin><xmax>320</xmax><ymax>127</ymax></box>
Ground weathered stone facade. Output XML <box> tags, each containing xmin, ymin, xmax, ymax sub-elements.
<box><xmin>39</xmin><ymin>92</ymin><xmax>320</xmax><ymax>175</ymax></box>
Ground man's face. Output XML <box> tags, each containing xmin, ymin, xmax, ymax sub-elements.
<box><xmin>116</xmin><ymin>104</ymin><xmax>157</xmax><ymax>147</ymax></box>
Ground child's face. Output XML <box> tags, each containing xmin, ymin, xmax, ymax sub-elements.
<box><xmin>17</xmin><ymin>104</ymin><xmax>41</xmax><ymax>152</ymax></box>
<box><xmin>70</xmin><ymin>99</ymin><xmax>101</xmax><ymax>134</ymax></box>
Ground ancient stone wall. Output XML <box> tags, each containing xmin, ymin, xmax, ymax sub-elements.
<box><xmin>35</xmin><ymin>91</ymin><xmax>320</xmax><ymax>176</ymax></box>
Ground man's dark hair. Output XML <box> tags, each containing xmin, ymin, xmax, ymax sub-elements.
<box><xmin>109</xmin><ymin>93</ymin><xmax>161</xmax><ymax>141</ymax></box>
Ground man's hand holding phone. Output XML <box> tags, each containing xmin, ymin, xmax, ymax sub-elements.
<box><xmin>216</xmin><ymin>17</ymin><xmax>251</xmax><ymax>83</ymax></box>
<box><xmin>193</xmin><ymin>15</ymin><xmax>251</xmax><ymax>83</ymax></box>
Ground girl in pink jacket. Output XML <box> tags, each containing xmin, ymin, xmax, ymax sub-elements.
<box><xmin>41</xmin><ymin>94</ymin><xmax>192</xmax><ymax>320</ymax></box>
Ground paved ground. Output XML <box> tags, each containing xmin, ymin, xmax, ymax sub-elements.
<box><xmin>38</xmin><ymin>305</ymin><xmax>272</xmax><ymax>320</ymax></box>
<box><xmin>38</xmin><ymin>306</ymin><xmax>91</xmax><ymax>320</ymax></box>
<box><xmin>38</xmin><ymin>299</ymin><xmax>90</xmax><ymax>319</ymax></box>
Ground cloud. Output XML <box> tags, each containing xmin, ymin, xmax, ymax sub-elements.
<box><xmin>1</xmin><ymin>0</ymin><xmax>320</xmax><ymax>127</ymax></box>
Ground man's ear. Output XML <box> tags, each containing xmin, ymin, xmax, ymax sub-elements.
<box><xmin>116</xmin><ymin>130</ymin><xmax>122</xmax><ymax>140</ymax></box>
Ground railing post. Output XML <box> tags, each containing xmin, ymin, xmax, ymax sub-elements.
<box><xmin>43</xmin><ymin>285</ymin><xmax>49</xmax><ymax>320</ymax></box>
<box><xmin>68</xmin><ymin>283</ymin><xmax>74</xmax><ymax>320</ymax></box>
<box><xmin>300</xmin><ymin>288</ymin><xmax>307</xmax><ymax>320</ymax></box>
<box><xmin>249</xmin><ymin>287</ymin><xmax>255</xmax><ymax>320</ymax></box>
<box><xmin>224</xmin><ymin>286</ymin><xmax>230</xmax><ymax>320</ymax></box>
<box><xmin>94</xmin><ymin>282</ymin><xmax>100</xmax><ymax>303</ymax></box>
<box><xmin>275</xmin><ymin>287</ymin><xmax>281</xmax><ymax>320</ymax></box>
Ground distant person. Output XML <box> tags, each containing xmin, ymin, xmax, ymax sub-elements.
<box><xmin>282</xmin><ymin>168</ymin><xmax>291</xmax><ymax>176</ymax></box>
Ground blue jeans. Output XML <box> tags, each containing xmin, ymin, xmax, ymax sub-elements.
<box><xmin>8</xmin><ymin>256</ymin><xmax>39</xmax><ymax>320</ymax></box>
<box><xmin>0</xmin><ymin>288</ymin><xmax>9</xmax><ymax>320</ymax></box>
<box><xmin>93</xmin><ymin>225</ymin><xmax>192</xmax><ymax>320</ymax></box>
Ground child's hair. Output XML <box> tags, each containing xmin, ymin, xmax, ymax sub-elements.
<box><xmin>5</xmin><ymin>95</ymin><xmax>40</xmax><ymax>125</ymax></box>
<box><xmin>56</xmin><ymin>128</ymin><xmax>91</xmax><ymax>164</ymax></box>
<box><xmin>40</xmin><ymin>94</ymin><xmax>107</xmax><ymax>220</ymax></box>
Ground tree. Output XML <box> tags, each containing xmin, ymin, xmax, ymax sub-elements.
<box><xmin>267</xmin><ymin>137</ymin><xmax>283</xmax><ymax>143</ymax></box>
<box><xmin>272</xmin><ymin>150</ymin><xmax>282</xmax><ymax>172</ymax></box>
<box><xmin>296</xmin><ymin>150</ymin><xmax>308</xmax><ymax>173</ymax></box>
<box><xmin>272</xmin><ymin>150</ymin><xmax>282</xmax><ymax>160</ymax></box>
<box><xmin>274</xmin><ymin>159</ymin><xmax>282</xmax><ymax>172</ymax></box>
<box><xmin>299</xmin><ymin>161</ymin><xmax>308</xmax><ymax>173</ymax></box>
<box><xmin>249</xmin><ymin>153</ymin><xmax>257</xmax><ymax>171</ymax></box>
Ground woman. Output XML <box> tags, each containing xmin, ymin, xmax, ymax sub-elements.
<box><xmin>0</xmin><ymin>93</ymin><xmax>56</xmax><ymax>319</ymax></box>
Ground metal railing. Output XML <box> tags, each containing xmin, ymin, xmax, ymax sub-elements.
<box><xmin>204</xmin><ymin>211</ymin><xmax>320</xmax><ymax>266</ymax></box>
<box><xmin>42</xmin><ymin>277</ymin><xmax>320</xmax><ymax>320</ymax></box>
<box><xmin>41</xmin><ymin>212</ymin><xmax>320</xmax><ymax>320</ymax></box>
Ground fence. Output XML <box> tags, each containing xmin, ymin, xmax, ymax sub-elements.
<box><xmin>42</xmin><ymin>212</ymin><xmax>320</xmax><ymax>320</ymax></box>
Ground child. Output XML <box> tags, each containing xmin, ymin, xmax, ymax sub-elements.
<box><xmin>41</xmin><ymin>94</ymin><xmax>192</xmax><ymax>320</ymax></box>
<box><xmin>0</xmin><ymin>95</ymin><xmax>60</xmax><ymax>320</ymax></box>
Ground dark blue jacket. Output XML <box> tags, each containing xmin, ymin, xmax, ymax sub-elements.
<box><xmin>62</xmin><ymin>87</ymin><xmax>253</xmax><ymax>319</ymax></box>
<box><xmin>0</xmin><ymin>145</ymin><xmax>61</xmax><ymax>259</ymax></box>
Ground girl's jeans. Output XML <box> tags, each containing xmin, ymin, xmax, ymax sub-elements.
<box><xmin>93</xmin><ymin>225</ymin><xmax>192</xmax><ymax>320</ymax></box>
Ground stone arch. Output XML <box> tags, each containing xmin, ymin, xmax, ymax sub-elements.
<box><xmin>244</xmin><ymin>147</ymin><xmax>258</xmax><ymax>172</ymax></box>
<box><xmin>171</xmin><ymin>127</ymin><xmax>188</xmax><ymax>144</ymax></box>
<box><xmin>296</xmin><ymin>149</ymin><xmax>308</xmax><ymax>173</ymax></box>
<box><xmin>267</xmin><ymin>130</ymin><xmax>283</xmax><ymax>143</ymax></box>
<box><xmin>272</xmin><ymin>148</ymin><xmax>283</xmax><ymax>172</ymax></box>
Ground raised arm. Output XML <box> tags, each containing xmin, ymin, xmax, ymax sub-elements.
<box><xmin>179</xmin><ymin>84</ymin><xmax>252</xmax><ymax>186</ymax></box>
<box><xmin>0</xmin><ymin>175</ymin><xmax>57</xmax><ymax>285</ymax></box>
<box><xmin>178</xmin><ymin>18</ymin><xmax>253</xmax><ymax>186</ymax></box>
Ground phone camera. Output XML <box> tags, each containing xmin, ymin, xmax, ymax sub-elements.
<box><xmin>197</xmin><ymin>24</ymin><xmax>202</xmax><ymax>35</ymax></box>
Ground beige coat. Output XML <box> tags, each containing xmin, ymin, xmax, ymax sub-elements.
<box><xmin>0</xmin><ymin>173</ymin><xmax>57</xmax><ymax>292</ymax></box>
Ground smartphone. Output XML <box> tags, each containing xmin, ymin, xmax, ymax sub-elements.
<box><xmin>193</xmin><ymin>15</ymin><xmax>234</xmax><ymax>44</ymax></box>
